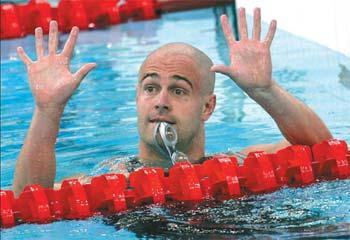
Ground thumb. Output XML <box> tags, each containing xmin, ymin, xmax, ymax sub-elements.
<box><xmin>210</xmin><ymin>64</ymin><xmax>233</xmax><ymax>77</ymax></box>
<box><xmin>73</xmin><ymin>63</ymin><xmax>96</xmax><ymax>84</ymax></box>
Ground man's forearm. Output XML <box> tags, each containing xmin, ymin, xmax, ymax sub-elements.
<box><xmin>13</xmin><ymin>107</ymin><xmax>64</xmax><ymax>196</ymax></box>
<box><xmin>247</xmin><ymin>80</ymin><xmax>332</xmax><ymax>145</ymax></box>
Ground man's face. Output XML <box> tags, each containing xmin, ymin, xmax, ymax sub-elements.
<box><xmin>136</xmin><ymin>51</ymin><xmax>205</xmax><ymax>152</ymax></box>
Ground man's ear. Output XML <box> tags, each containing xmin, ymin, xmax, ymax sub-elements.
<box><xmin>201</xmin><ymin>94</ymin><xmax>216</xmax><ymax>121</ymax></box>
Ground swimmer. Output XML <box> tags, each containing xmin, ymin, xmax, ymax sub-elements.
<box><xmin>13</xmin><ymin>8</ymin><xmax>332</xmax><ymax>196</ymax></box>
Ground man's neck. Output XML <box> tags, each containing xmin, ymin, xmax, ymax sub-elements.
<box><xmin>138</xmin><ymin>144</ymin><xmax>173</xmax><ymax>168</ymax></box>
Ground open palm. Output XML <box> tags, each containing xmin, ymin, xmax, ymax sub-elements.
<box><xmin>17</xmin><ymin>21</ymin><xmax>96</xmax><ymax>109</ymax></box>
<box><xmin>211</xmin><ymin>8</ymin><xmax>277</xmax><ymax>92</ymax></box>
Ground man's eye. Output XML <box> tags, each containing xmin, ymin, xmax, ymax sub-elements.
<box><xmin>144</xmin><ymin>86</ymin><xmax>156</xmax><ymax>93</ymax></box>
<box><xmin>173</xmin><ymin>88</ymin><xmax>186</xmax><ymax>96</ymax></box>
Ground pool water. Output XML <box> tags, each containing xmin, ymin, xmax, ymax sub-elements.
<box><xmin>1</xmin><ymin>6</ymin><xmax>350</xmax><ymax>239</ymax></box>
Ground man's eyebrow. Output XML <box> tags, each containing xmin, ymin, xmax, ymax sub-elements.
<box><xmin>140</xmin><ymin>72</ymin><xmax>159</xmax><ymax>83</ymax></box>
<box><xmin>172</xmin><ymin>75</ymin><xmax>193</xmax><ymax>89</ymax></box>
<box><xmin>140</xmin><ymin>73</ymin><xmax>193</xmax><ymax>89</ymax></box>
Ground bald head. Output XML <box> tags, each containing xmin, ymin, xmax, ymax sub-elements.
<box><xmin>139</xmin><ymin>43</ymin><xmax>215</xmax><ymax>96</ymax></box>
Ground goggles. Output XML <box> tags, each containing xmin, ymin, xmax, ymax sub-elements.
<box><xmin>153</xmin><ymin>122</ymin><xmax>188</xmax><ymax>165</ymax></box>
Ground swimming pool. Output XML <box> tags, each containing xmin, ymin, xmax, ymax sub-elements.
<box><xmin>1</xmin><ymin>5</ymin><xmax>350</xmax><ymax>239</ymax></box>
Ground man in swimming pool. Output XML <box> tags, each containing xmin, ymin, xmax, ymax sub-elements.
<box><xmin>13</xmin><ymin>8</ymin><xmax>332</xmax><ymax>196</ymax></box>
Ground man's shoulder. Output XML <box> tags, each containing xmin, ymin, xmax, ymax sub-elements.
<box><xmin>240</xmin><ymin>139</ymin><xmax>291</xmax><ymax>155</ymax></box>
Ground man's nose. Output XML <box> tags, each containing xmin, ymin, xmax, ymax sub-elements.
<box><xmin>155</xmin><ymin>89</ymin><xmax>172</xmax><ymax>113</ymax></box>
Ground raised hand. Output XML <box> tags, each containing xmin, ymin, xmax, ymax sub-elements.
<box><xmin>211</xmin><ymin>8</ymin><xmax>277</xmax><ymax>93</ymax></box>
<box><xmin>17</xmin><ymin>21</ymin><xmax>96</xmax><ymax>110</ymax></box>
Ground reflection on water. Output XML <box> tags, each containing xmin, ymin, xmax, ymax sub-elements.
<box><xmin>1</xmin><ymin>5</ymin><xmax>350</xmax><ymax>239</ymax></box>
<box><xmin>104</xmin><ymin>180</ymin><xmax>350</xmax><ymax>238</ymax></box>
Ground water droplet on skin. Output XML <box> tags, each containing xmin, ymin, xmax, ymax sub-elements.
<box><xmin>35</xmin><ymin>84</ymin><xmax>44</xmax><ymax>90</ymax></box>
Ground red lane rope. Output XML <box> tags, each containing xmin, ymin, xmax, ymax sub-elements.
<box><xmin>1</xmin><ymin>0</ymin><xmax>160</xmax><ymax>39</ymax></box>
<box><xmin>1</xmin><ymin>139</ymin><xmax>349</xmax><ymax>228</ymax></box>
<box><xmin>0</xmin><ymin>0</ymin><xmax>233</xmax><ymax>39</ymax></box>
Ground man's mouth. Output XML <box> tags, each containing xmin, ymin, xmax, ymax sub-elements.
<box><xmin>149</xmin><ymin>118</ymin><xmax>176</xmax><ymax>125</ymax></box>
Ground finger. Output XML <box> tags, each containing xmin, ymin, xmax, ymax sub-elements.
<box><xmin>252</xmin><ymin>8</ymin><xmax>261</xmax><ymax>40</ymax></box>
<box><xmin>238</xmin><ymin>8</ymin><xmax>248</xmax><ymax>39</ymax></box>
<box><xmin>220</xmin><ymin>15</ymin><xmax>236</xmax><ymax>48</ymax></box>
<box><xmin>48</xmin><ymin>21</ymin><xmax>59</xmax><ymax>55</ymax></box>
<box><xmin>61</xmin><ymin>26</ymin><xmax>79</xmax><ymax>59</ymax></box>
<box><xmin>73</xmin><ymin>63</ymin><xmax>96</xmax><ymax>83</ymax></box>
<box><xmin>17</xmin><ymin>47</ymin><xmax>33</xmax><ymax>65</ymax></box>
<box><xmin>264</xmin><ymin>20</ymin><xmax>277</xmax><ymax>47</ymax></box>
<box><xmin>210</xmin><ymin>64</ymin><xmax>233</xmax><ymax>77</ymax></box>
<box><xmin>35</xmin><ymin>27</ymin><xmax>44</xmax><ymax>59</ymax></box>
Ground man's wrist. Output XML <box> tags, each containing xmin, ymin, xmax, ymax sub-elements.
<box><xmin>245</xmin><ymin>80</ymin><xmax>279</xmax><ymax>100</ymax></box>
<box><xmin>34</xmin><ymin>105</ymin><xmax>65</xmax><ymax>120</ymax></box>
